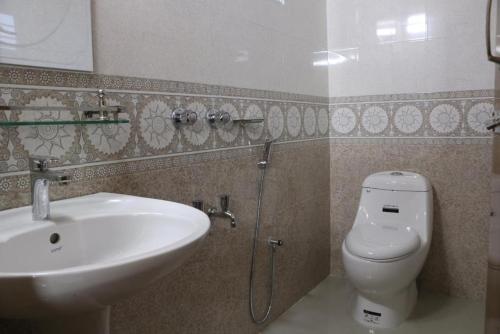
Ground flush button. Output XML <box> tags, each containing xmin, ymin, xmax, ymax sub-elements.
<box><xmin>390</xmin><ymin>172</ymin><xmax>403</xmax><ymax>176</ymax></box>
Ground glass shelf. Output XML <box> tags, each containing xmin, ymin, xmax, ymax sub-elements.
<box><xmin>0</xmin><ymin>119</ymin><xmax>130</xmax><ymax>127</ymax></box>
<box><xmin>0</xmin><ymin>90</ymin><xmax>128</xmax><ymax>127</ymax></box>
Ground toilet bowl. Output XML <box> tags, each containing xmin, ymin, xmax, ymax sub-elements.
<box><xmin>342</xmin><ymin>171</ymin><xmax>432</xmax><ymax>329</ymax></box>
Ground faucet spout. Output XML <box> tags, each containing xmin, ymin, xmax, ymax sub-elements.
<box><xmin>223</xmin><ymin>210</ymin><xmax>237</xmax><ymax>228</ymax></box>
<box><xmin>32</xmin><ymin>179</ymin><xmax>50</xmax><ymax>221</ymax></box>
<box><xmin>207</xmin><ymin>194</ymin><xmax>238</xmax><ymax>228</ymax></box>
<box><xmin>207</xmin><ymin>208</ymin><xmax>238</xmax><ymax>228</ymax></box>
<box><xmin>29</xmin><ymin>156</ymin><xmax>71</xmax><ymax>221</ymax></box>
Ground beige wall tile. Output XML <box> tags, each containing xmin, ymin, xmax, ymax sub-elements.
<box><xmin>0</xmin><ymin>142</ymin><xmax>331</xmax><ymax>334</ymax></box>
<box><xmin>330</xmin><ymin>142</ymin><xmax>491</xmax><ymax>300</ymax></box>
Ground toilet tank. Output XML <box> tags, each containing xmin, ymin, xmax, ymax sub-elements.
<box><xmin>354</xmin><ymin>171</ymin><xmax>433</xmax><ymax>244</ymax></box>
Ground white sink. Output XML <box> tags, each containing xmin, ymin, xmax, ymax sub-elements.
<box><xmin>0</xmin><ymin>193</ymin><xmax>210</xmax><ymax>332</ymax></box>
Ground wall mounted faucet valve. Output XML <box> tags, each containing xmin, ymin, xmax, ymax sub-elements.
<box><xmin>268</xmin><ymin>238</ymin><xmax>284</xmax><ymax>248</ymax></box>
<box><xmin>207</xmin><ymin>194</ymin><xmax>237</xmax><ymax>228</ymax></box>
<box><xmin>192</xmin><ymin>200</ymin><xmax>204</xmax><ymax>211</ymax></box>
<box><xmin>171</xmin><ymin>108</ymin><xmax>198</xmax><ymax>128</ymax></box>
<box><xmin>207</xmin><ymin>109</ymin><xmax>231</xmax><ymax>128</ymax></box>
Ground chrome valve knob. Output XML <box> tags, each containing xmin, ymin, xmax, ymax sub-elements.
<box><xmin>207</xmin><ymin>110</ymin><xmax>231</xmax><ymax>127</ymax></box>
<box><xmin>172</xmin><ymin>108</ymin><xmax>198</xmax><ymax>127</ymax></box>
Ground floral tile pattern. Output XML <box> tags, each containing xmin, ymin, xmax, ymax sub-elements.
<box><xmin>394</xmin><ymin>104</ymin><xmax>423</xmax><ymax>134</ymax></box>
<box><xmin>0</xmin><ymin>86</ymin><xmax>328</xmax><ymax>176</ymax></box>
<box><xmin>317</xmin><ymin>108</ymin><xmax>329</xmax><ymax>136</ymax></box>
<box><xmin>243</xmin><ymin>103</ymin><xmax>265</xmax><ymax>142</ymax></box>
<box><xmin>267</xmin><ymin>105</ymin><xmax>285</xmax><ymax>140</ymax></box>
<box><xmin>0</xmin><ymin>65</ymin><xmax>495</xmax><ymax>190</ymax></box>
<box><xmin>137</xmin><ymin>96</ymin><xmax>176</xmax><ymax>153</ymax></box>
<box><xmin>429</xmin><ymin>103</ymin><xmax>461</xmax><ymax>134</ymax></box>
<box><xmin>286</xmin><ymin>105</ymin><xmax>302</xmax><ymax>139</ymax></box>
<box><xmin>216</xmin><ymin>101</ymin><xmax>241</xmax><ymax>144</ymax></box>
<box><xmin>330</xmin><ymin>94</ymin><xmax>495</xmax><ymax>139</ymax></box>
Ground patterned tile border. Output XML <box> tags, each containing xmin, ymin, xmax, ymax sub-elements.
<box><xmin>0</xmin><ymin>87</ymin><xmax>329</xmax><ymax>174</ymax></box>
<box><xmin>0</xmin><ymin>138</ymin><xmax>329</xmax><ymax>194</ymax></box>
<box><xmin>0</xmin><ymin>64</ymin><xmax>495</xmax><ymax>187</ymax></box>
<box><xmin>0</xmin><ymin>65</ymin><xmax>329</xmax><ymax>104</ymax></box>
<box><xmin>330</xmin><ymin>95</ymin><xmax>495</xmax><ymax>139</ymax></box>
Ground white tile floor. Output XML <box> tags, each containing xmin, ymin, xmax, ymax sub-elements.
<box><xmin>263</xmin><ymin>277</ymin><xmax>485</xmax><ymax>334</ymax></box>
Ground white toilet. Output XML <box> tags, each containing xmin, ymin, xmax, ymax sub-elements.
<box><xmin>342</xmin><ymin>171</ymin><xmax>432</xmax><ymax>329</ymax></box>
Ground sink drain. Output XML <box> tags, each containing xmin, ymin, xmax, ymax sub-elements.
<box><xmin>50</xmin><ymin>233</ymin><xmax>60</xmax><ymax>244</ymax></box>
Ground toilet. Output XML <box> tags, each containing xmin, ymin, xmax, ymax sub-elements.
<box><xmin>342</xmin><ymin>171</ymin><xmax>432</xmax><ymax>329</ymax></box>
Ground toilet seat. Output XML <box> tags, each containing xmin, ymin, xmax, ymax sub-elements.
<box><xmin>345</xmin><ymin>223</ymin><xmax>420</xmax><ymax>261</ymax></box>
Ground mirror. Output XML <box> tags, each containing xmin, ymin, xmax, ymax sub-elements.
<box><xmin>0</xmin><ymin>0</ymin><xmax>93</xmax><ymax>71</ymax></box>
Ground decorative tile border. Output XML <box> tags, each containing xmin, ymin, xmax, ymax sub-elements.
<box><xmin>0</xmin><ymin>65</ymin><xmax>329</xmax><ymax>104</ymax></box>
<box><xmin>0</xmin><ymin>64</ymin><xmax>495</xmax><ymax>192</ymax></box>
<box><xmin>0</xmin><ymin>139</ymin><xmax>329</xmax><ymax>194</ymax></box>
<box><xmin>0</xmin><ymin>87</ymin><xmax>329</xmax><ymax>175</ymax></box>
<box><xmin>330</xmin><ymin>94</ymin><xmax>495</xmax><ymax>139</ymax></box>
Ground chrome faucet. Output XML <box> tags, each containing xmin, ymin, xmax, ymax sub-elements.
<box><xmin>29</xmin><ymin>156</ymin><xmax>71</xmax><ymax>221</ymax></box>
<box><xmin>207</xmin><ymin>194</ymin><xmax>237</xmax><ymax>228</ymax></box>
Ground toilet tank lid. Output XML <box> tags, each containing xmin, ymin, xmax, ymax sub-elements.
<box><xmin>362</xmin><ymin>171</ymin><xmax>431</xmax><ymax>192</ymax></box>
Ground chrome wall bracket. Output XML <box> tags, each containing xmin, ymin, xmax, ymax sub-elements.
<box><xmin>83</xmin><ymin>89</ymin><xmax>125</xmax><ymax>120</ymax></box>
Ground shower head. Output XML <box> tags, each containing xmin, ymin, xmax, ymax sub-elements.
<box><xmin>258</xmin><ymin>138</ymin><xmax>274</xmax><ymax>169</ymax></box>
<box><xmin>262</xmin><ymin>138</ymin><xmax>274</xmax><ymax>162</ymax></box>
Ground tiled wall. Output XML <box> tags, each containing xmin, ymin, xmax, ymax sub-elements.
<box><xmin>0</xmin><ymin>66</ymin><xmax>331</xmax><ymax>333</ymax></box>
<box><xmin>0</xmin><ymin>0</ymin><xmax>331</xmax><ymax>330</ymax></box>
<box><xmin>329</xmin><ymin>91</ymin><xmax>494</xmax><ymax>140</ymax></box>
<box><xmin>329</xmin><ymin>90</ymin><xmax>494</xmax><ymax>300</ymax></box>
<box><xmin>0</xmin><ymin>6</ymin><xmax>495</xmax><ymax>334</ymax></box>
<box><xmin>327</xmin><ymin>0</ymin><xmax>495</xmax><ymax>97</ymax></box>
<box><xmin>330</xmin><ymin>140</ymin><xmax>491</xmax><ymax>300</ymax></box>
<box><xmin>92</xmin><ymin>0</ymin><xmax>329</xmax><ymax>97</ymax></box>
<box><xmin>327</xmin><ymin>0</ymin><xmax>495</xmax><ymax>301</ymax></box>
<box><xmin>0</xmin><ymin>141</ymin><xmax>331</xmax><ymax>334</ymax></box>
<box><xmin>0</xmin><ymin>67</ymin><xmax>329</xmax><ymax>202</ymax></box>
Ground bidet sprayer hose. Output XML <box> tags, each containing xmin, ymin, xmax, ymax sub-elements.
<box><xmin>249</xmin><ymin>138</ymin><xmax>279</xmax><ymax>324</ymax></box>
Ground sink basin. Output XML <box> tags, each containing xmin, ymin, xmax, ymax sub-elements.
<box><xmin>0</xmin><ymin>193</ymin><xmax>210</xmax><ymax>324</ymax></box>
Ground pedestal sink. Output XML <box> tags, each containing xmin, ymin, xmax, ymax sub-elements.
<box><xmin>0</xmin><ymin>193</ymin><xmax>210</xmax><ymax>334</ymax></box>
